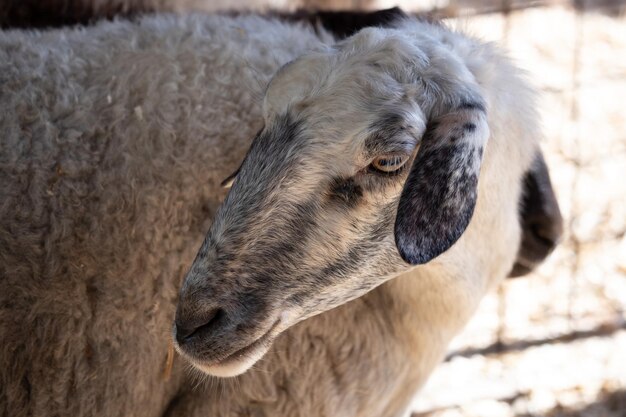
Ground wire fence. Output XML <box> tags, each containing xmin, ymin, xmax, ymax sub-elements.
<box><xmin>390</xmin><ymin>1</ymin><xmax>626</xmax><ymax>415</ymax></box>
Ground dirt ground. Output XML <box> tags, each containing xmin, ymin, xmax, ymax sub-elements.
<box><xmin>403</xmin><ymin>5</ymin><xmax>626</xmax><ymax>416</ymax></box>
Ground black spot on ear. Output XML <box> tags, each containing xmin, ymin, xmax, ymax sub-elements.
<box><xmin>329</xmin><ymin>177</ymin><xmax>363</xmax><ymax>208</ymax></box>
<box><xmin>459</xmin><ymin>101</ymin><xmax>486</xmax><ymax>112</ymax></box>
<box><xmin>463</xmin><ymin>123</ymin><xmax>476</xmax><ymax>133</ymax></box>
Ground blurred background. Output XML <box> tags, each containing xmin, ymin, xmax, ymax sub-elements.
<box><xmin>402</xmin><ymin>2</ymin><xmax>626</xmax><ymax>417</ymax></box>
<box><xmin>2</xmin><ymin>0</ymin><xmax>625</xmax><ymax>415</ymax></box>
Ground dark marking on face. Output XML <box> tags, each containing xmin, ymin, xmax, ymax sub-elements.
<box><xmin>367</xmin><ymin>202</ymin><xmax>397</xmax><ymax>243</ymax></box>
<box><xmin>291</xmin><ymin>203</ymin><xmax>397</xmax><ymax>305</ymax></box>
<box><xmin>329</xmin><ymin>177</ymin><xmax>363</xmax><ymax>207</ymax></box>
<box><xmin>236</xmin><ymin>288</ymin><xmax>270</xmax><ymax>319</ymax></box>
<box><xmin>307</xmin><ymin>234</ymin><xmax>379</xmax><ymax>291</ymax></box>
<box><xmin>250</xmin><ymin>113</ymin><xmax>303</xmax><ymax>151</ymax></box>
<box><xmin>249</xmin><ymin>198</ymin><xmax>320</xmax><ymax>272</ymax></box>
<box><xmin>218</xmin><ymin>114</ymin><xmax>305</xmax><ymax>235</ymax></box>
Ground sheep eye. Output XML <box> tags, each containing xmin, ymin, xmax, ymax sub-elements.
<box><xmin>370</xmin><ymin>155</ymin><xmax>408</xmax><ymax>174</ymax></box>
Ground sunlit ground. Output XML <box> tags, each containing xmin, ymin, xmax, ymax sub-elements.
<box><xmin>407</xmin><ymin>5</ymin><xmax>626</xmax><ymax>416</ymax></box>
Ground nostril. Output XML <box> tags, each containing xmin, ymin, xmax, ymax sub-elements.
<box><xmin>175</xmin><ymin>323</ymin><xmax>200</xmax><ymax>342</ymax></box>
<box><xmin>175</xmin><ymin>308</ymin><xmax>226</xmax><ymax>344</ymax></box>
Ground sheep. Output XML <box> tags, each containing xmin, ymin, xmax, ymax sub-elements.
<box><xmin>0</xmin><ymin>10</ymin><xmax>562</xmax><ymax>417</ymax></box>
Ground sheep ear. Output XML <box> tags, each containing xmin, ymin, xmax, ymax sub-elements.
<box><xmin>394</xmin><ymin>102</ymin><xmax>489</xmax><ymax>265</ymax></box>
<box><xmin>508</xmin><ymin>151</ymin><xmax>563</xmax><ymax>277</ymax></box>
<box><xmin>220</xmin><ymin>167</ymin><xmax>240</xmax><ymax>189</ymax></box>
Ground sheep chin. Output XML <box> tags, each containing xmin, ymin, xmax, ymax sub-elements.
<box><xmin>191</xmin><ymin>344</ymin><xmax>271</xmax><ymax>378</ymax></box>
<box><xmin>184</xmin><ymin>315</ymin><xmax>291</xmax><ymax>378</ymax></box>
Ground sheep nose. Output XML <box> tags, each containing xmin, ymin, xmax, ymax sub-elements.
<box><xmin>174</xmin><ymin>308</ymin><xmax>226</xmax><ymax>344</ymax></box>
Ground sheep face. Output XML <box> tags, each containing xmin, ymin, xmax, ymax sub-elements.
<box><xmin>173</xmin><ymin>28</ymin><xmax>492</xmax><ymax>377</ymax></box>
<box><xmin>173</xmin><ymin>27</ymin><xmax>558</xmax><ymax>378</ymax></box>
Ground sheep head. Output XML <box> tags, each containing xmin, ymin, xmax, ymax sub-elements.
<box><xmin>173</xmin><ymin>25</ymin><xmax>561</xmax><ymax>377</ymax></box>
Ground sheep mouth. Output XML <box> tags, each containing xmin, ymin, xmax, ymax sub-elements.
<box><xmin>185</xmin><ymin>318</ymin><xmax>283</xmax><ymax>377</ymax></box>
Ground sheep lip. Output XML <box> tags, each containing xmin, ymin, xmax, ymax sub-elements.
<box><xmin>221</xmin><ymin>319</ymin><xmax>280</xmax><ymax>361</ymax></box>
<box><xmin>190</xmin><ymin>318</ymin><xmax>282</xmax><ymax>377</ymax></box>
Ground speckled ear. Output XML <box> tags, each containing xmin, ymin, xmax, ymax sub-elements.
<box><xmin>394</xmin><ymin>101</ymin><xmax>489</xmax><ymax>265</ymax></box>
